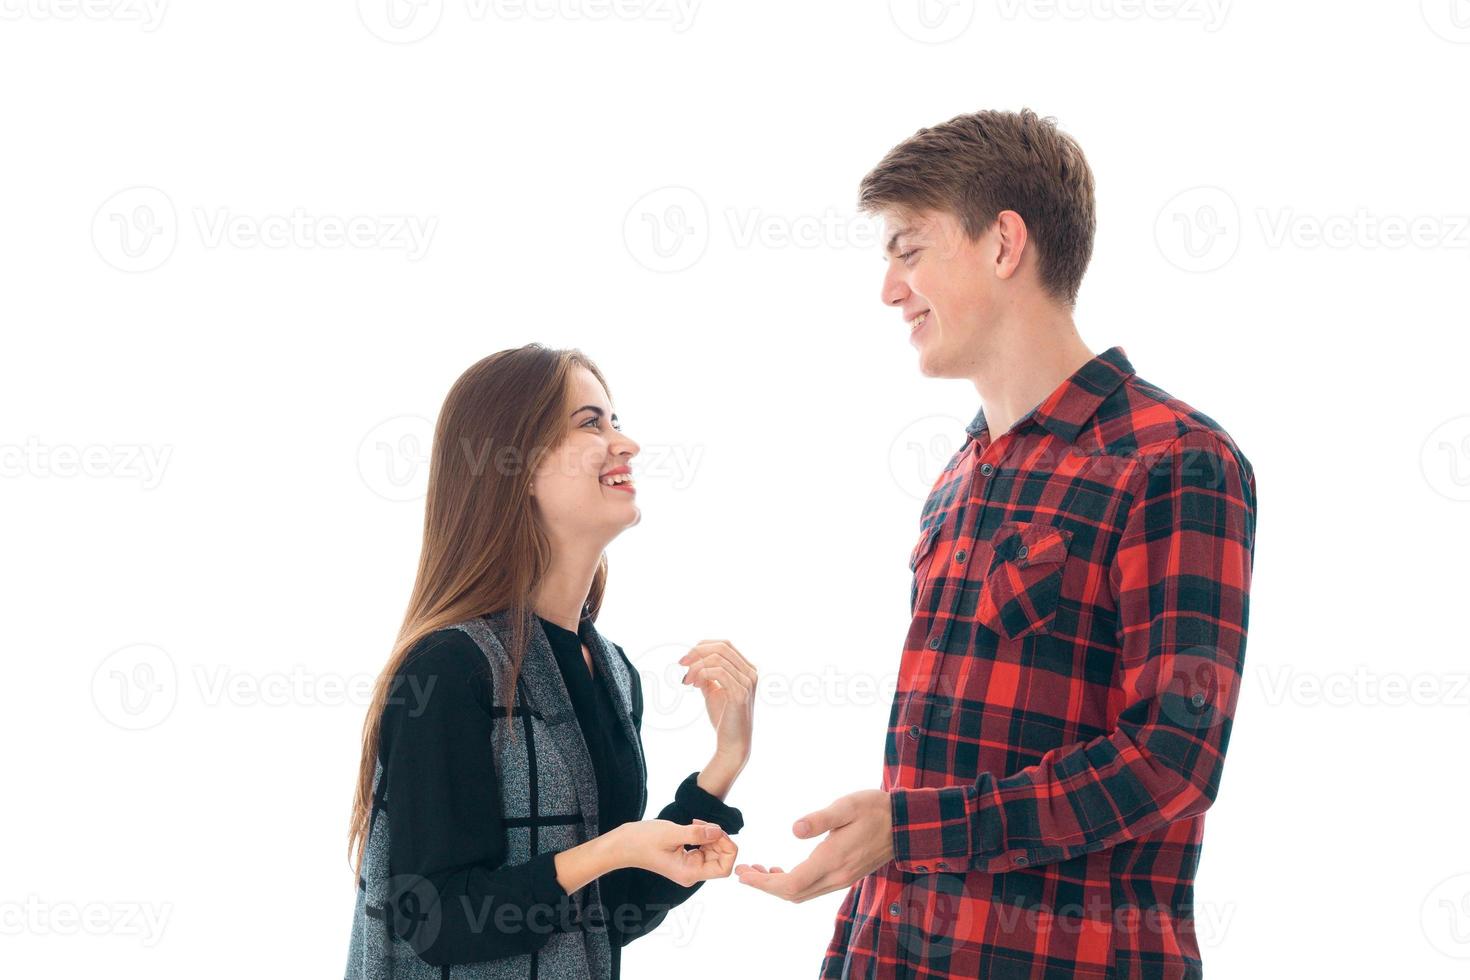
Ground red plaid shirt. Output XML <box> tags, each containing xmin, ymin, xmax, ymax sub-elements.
<box><xmin>822</xmin><ymin>346</ymin><xmax>1257</xmax><ymax>979</ymax></box>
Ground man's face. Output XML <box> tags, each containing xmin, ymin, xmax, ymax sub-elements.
<box><xmin>879</xmin><ymin>208</ymin><xmax>997</xmax><ymax>378</ymax></box>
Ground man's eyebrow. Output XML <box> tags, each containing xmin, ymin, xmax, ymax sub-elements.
<box><xmin>885</xmin><ymin>226</ymin><xmax>914</xmax><ymax>256</ymax></box>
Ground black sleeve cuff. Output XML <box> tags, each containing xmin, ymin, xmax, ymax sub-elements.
<box><xmin>524</xmin><ymin>849</ymin><xmax>570</xmax><ymax>904</ymax></box>
<box><xmin>674</xmin><ymin>771</ymin><xmax>744</xmax><ymax>834</ymax></box>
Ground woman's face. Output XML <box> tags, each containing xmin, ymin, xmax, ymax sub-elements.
<box><xmin>530</xmin><ymin>366</ymin><xmax>641</xmax><ymax>543</ymax></box>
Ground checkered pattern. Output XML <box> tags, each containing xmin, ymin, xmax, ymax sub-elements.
<box><xmin>822</xmin><ymin>347</ymin><xmax>1258</xmax><ymax>979</ymax></box>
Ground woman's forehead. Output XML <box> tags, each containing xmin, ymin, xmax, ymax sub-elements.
<box><xmin>567</xmin><ymin>366</ymin><xmax>612</xmax><ymax>411</ymax></box>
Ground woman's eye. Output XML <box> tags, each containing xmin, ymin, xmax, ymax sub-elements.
<box><xmin>581</xmin><ymin>417</ymin><xmax>600</xmax><ymax>428</ymax></box>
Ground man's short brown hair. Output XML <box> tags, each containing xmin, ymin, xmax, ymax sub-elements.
<box><xmin>859</xmin><ymin>108</ymin><xmax>1096</xmax><ymax>307</ymax></box>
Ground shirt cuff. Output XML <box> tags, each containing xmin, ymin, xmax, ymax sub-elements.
<box><xmin>891</xmin><ymin>783</ymin><xmax>1046</xmax><ymax>874</ymax></box>
<box><xmin>524</xmin><ymin>849</ymin><xmax>571</xmax><ymax>903</ymax></box>
<box><xmin>889</xmin><ymin>786</ymin><xmax>976</xmax><ymax>873</ymax></box>
<box><xmin>676</xmin><ymin>771</ymin><xmax>744</xmax><ymax>834</ymax></box>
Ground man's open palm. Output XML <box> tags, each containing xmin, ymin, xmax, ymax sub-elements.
<box><xmin>735</xmin><ymin>789</ymin><xmax>895</xmax><ymax>903</ymax></box>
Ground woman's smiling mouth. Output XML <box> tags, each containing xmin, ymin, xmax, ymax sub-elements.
<box><xmin>599</xmin><ymin>466</ymin><xmax>636</xmax><ymax>493</ymax></box>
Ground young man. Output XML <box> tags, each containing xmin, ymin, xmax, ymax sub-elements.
<box><xmin>735</xmin><ymin>109</ymin><xmax>1258</xmax><ymax>979</ymax></box>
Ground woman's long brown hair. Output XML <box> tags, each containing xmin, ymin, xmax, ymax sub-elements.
<box><xmin>348</xmin><ymin>344</ymin><xmax>611</xmax><ymax>876</ymax></box>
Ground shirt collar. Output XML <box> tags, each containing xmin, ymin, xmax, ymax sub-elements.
<box><xmin>965</xmin><ymin>345</ymin><xmax>1135</xmax><ymax>446</ymax></box>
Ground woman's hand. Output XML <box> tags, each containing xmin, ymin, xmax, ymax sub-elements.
<box><xmin>678</xmin><ymin>640</ymin><xmax>758</xmax><ymax>799</ymax></box>
<box><xmin>610</xmin><ymin>818</ymin><xmax>738</xmax><ymax>888</ymax></box>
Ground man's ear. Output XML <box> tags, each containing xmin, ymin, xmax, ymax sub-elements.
<box><xmin>993</xmin><ymin>209</ymin><xmax>1029</xmax><ymax>281</ymax></box>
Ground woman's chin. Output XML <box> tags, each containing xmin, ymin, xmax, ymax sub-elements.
<box><xmin>600</xmin><ymin>503</ymin><xmax>641</xmax><ymax>534</ymax></box>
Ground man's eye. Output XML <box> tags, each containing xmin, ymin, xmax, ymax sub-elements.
<box><xmin>899</xmin><ymin>249</ymin><xmax>918</xmax><ymax>262</ymax></box>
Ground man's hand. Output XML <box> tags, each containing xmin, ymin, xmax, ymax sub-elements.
<box><xmin>734</xmin><ymin>790</ymin><xmax>894</xmax><ymax>903</ymax></box>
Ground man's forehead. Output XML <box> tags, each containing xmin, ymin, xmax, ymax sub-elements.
<box><xmin>882</xmin><ymin>211</ymin><xmax>928</xmax><ymax>237</ymax></box>
<box><xmin>882</xmin><ymin>210</ymin><xmax>932</xmax><ymax>252</ymax></box>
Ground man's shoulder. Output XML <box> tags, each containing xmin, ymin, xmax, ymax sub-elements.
<box><xmin>1096</xmin><ymin>371</ymin><xmax>1253</xmax><ymax>473</ymax></box>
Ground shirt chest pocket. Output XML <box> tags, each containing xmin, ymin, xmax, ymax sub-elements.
<box><xmin>978</xmin><ymin>520</ymin><xmax>1073</xmax><ymax>640</ymax></box>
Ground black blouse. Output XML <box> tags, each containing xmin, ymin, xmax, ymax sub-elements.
<box><xmin>378</xmin><ymin>620</ymin><xmax>743</xmax><ymax>977</ymax></box>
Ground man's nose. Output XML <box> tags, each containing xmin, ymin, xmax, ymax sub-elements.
<box><xmin>882</xmin><ymin>266</ymin><xmax>910</xmax><ymax>307</ymax></box>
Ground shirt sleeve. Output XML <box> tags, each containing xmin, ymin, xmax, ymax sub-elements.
<box><xmin>889</xmin><ymin>430</ymin><xmax>1257</xmax><ymax>874</ymax></box>
<box><xmin>381</xmin><ymin>631</ymin><xmax>577</xmax><ymax>966</ymax></box>
<box><xmin>602</xmin><ymin>644</ymin><xmax>744</xmax><ymax>947</ymax></box>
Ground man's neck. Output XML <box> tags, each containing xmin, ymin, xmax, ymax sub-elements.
<box><xmin>970</xmin><ymin>315</ymin><xmax>1095</xmax><ymax>439</ymax></box>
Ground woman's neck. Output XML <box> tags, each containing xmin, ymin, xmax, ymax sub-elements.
<box><xmin>531</xmin><ymin>538</ymin><xmax>603</xmax><ymax>633</ymax></box>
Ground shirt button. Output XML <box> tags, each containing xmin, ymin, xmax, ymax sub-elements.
<box><xmin>1014</xmin><ymin>854</ymin><xmax>1029</xmax><ymax>866</ymax></box>
<box><xmin>937</xmin><ymin>861</ymin><xmax>949</xmax><ymax>870</ymax></box>
<box><xmin>1191</xmin><ymin>692</ymin><xmax>1207</xmax><ymax>707</ymax></box>
<box><xmin>915</xmin><ymin>865</ymin><xmax>928</xmax><ymax>872</ymax></box>
<box><xmin>908</xmin><ymin>725</ymin><xmax>920</xmax><ymax>739</ymax></box>
<box><xmin>928</xmin><ymin>636</ymin><xmax>941</xmax><ymax>649</ymax></box>
<box><xmin>980</xmin><ymin>463</ymin><xmax>994</xmax><ymax>476</ymax></box>
<box><xmin>889</xmin><ymin>902</ymin><xmax>901</xmax><ymax>918</ymax></box>
<box><xmin>954</xmin><ymin>549</ymin><xmax>967</xmax><ymax>563</ymax></box>
<box><xmin>1016</xmin><ymin>544</ymin><xmax>1029</xmax><ymax>559</ymax></box>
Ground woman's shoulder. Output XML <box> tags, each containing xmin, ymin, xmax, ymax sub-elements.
<box><xmin>377</xmin><ymin>629</ymin><xmax>496</xmax><ymax>763</ymax></box>
<box><xmin>388</xmin><ymin>627</ymin><xmax>495</xmax><ymax>713</ymax></box>
<box><xmin>401</xmin><ymin>627</ymin><xmax>487</xmax><ymax>674</ymax></box>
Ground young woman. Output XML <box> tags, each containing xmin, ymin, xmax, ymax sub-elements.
<box><xmin>345</xmin><ymin>345</ymin><xmax>758</xmax><ymax>979</ymax></box>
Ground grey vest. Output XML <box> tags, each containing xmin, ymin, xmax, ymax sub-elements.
<box><xmin>345</xmin><ymin>610</ymin><xmax>647</xmax><ymax>980</ymax></box>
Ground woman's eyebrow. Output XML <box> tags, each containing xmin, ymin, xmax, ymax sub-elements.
<box><xmin>572</xmin><ymin>405</ymin><xmax>619</xmax><ymax>425</ymax></box>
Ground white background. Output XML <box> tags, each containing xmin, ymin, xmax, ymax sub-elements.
<box><xmin>4</xmin><ymin>2</ymin><xmax>1469</xmax><ymax>977</ymax></box>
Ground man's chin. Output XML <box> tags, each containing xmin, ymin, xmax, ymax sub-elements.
<box><xmin>915</xmin><ymin>346</ymin><xmax>952</xmax><ymax>379</ymax></box>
